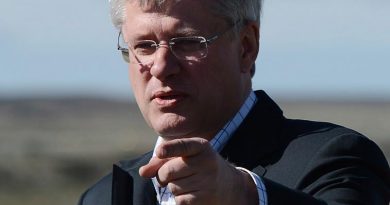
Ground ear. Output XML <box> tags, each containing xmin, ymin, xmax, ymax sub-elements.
<box><xmin>239</xmin><ymin>22</ymin><xmax>260</xmax><ymax>74</ymax></box>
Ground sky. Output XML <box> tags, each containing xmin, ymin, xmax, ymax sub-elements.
<box><xmin>1</xmin><ymin>0</ymin><xmax>389</xmax><ymax>100</ymax></box>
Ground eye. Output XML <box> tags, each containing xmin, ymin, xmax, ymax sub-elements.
<box><xmin>133</xmin><ymin>40</ymin><xmax>157</xmax><ymax>55</ymax></box>
<box><xmin>169</xmin><ymin>36</ymin><xmax>208</xmax><ymax>60</ymax></box>
<box><xmin>171</xmin><ymin>37</ymin><xmax>205</xmax><ymax>53</ymax></box>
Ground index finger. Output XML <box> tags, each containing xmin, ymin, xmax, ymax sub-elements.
<box><xmin>156</xmin><ymin>137</ymin><xmax>211</xmax><ymax>159</ymax></box>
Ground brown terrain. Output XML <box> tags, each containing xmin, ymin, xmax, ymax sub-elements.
<box><xmin>0</xmin><ymin>97</ymin><xmax>389</xmax><ymax>205</ymax></box>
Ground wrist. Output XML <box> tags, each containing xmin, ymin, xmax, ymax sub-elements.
<box><xmin>218</xmin><ymin>160</ymin><xmax>259</xmax><ymax>205</ymax></box>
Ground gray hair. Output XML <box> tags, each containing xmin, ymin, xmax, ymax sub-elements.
<box><xmin>109</xmin><ymin>0</ymin><xmax>263</xmax><ymax>30</ymax></box>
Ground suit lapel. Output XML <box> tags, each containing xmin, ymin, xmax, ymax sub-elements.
<box><xmin>112</xmin><ymin>152</ymin><xmax>157</xmax><ymax>205</ymax></box>
<box><xmin>130</xmin><ymin>168</ymin><xmax>156</xmax><ymax>205</ymax></box>
<box><xmin>112</xmin><ymin>164</ymin><xmax>133</xmax><ymax>205</ymax></box>
<box><xmin>220</xmin><ymin>90</ymin><xmax>286</xmax><ymax>175</ymax></box>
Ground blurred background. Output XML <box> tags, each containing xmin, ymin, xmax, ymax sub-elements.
<box><xmin>0</xmin><ymin>0</ymin><xmax>389</xmax><ymax>204</ymax></box>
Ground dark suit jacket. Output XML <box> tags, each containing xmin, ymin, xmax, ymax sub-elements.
<box><xmin>78</xmin><ymin>90</ymin><xmax>390</xmax><ymax>205</ymax></box>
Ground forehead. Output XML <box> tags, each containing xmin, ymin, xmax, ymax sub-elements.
<box><xmin>123</xmin><ymin>0</ymin><xmax>226</xmax><ymax>38</ymax></box>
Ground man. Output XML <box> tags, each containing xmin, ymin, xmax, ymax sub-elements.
<box><xmin>78</xmin><ymin>0</ymin><xmax>390</xmax><ymax>204</ymax></box>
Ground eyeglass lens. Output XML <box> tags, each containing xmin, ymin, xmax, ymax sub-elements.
<box><xmin>120</xmin><ymin>36</ymin><xmax>208</xmax><ymax>64</ymax></box>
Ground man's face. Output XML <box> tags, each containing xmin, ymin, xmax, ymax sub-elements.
<box><xmin>122</xmin><ymin>0</ymin><xmax>253</xmax><ymax>140</ymax></box>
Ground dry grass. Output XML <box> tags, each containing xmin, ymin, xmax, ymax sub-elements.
<box><xmin>0</xmin><ymin>97</ymin><xmax>389</xmax><ymax>204</ymax></box>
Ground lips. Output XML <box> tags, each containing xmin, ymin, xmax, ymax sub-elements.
<box><xmin>151</xmin><ymin>90</ymin><xmax>187</xmax><ymax>107</ymax></box>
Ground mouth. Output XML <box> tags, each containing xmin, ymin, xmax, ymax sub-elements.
<box><xmin>151</xmin><ymin>91</ymin><xmax>187</xmax><ymax>107</ymax></box>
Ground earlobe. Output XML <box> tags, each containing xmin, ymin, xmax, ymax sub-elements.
<box><xmin>240</xmin><ymin>22</ymin><xmax>260</xmax><ymax>74</ymax></box>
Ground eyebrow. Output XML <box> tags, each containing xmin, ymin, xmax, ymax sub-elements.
<box><xmin>126</xmin><ymin>25</ymin><xmax>204</xmax><ymax>42</ymax></box>
<box><xmin>173</xmin><ymin>27</ymin><xmax>201</xmax><ymax>37</ymax></box>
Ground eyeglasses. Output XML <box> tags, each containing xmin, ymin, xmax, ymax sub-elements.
<box><xmin>117</xmin><ymin>21</ymin><xmax>240</xmax><ymax>65</ymax></box>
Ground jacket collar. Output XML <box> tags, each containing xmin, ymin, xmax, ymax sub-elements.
<box><xmin>220</xmin><ymin>90</ymin><xmax>286</xmax><ymax>175</ymax></box>
<box><xmin>112</xmin><ymin>152</ymin><xmax>156</xmax><ymax>205</ymax></box>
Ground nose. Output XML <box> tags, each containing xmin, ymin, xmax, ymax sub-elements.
<box><xmin>149</xmin><ymin>44</ymin><xmax>180</xmax><ymax>80</ymax></box>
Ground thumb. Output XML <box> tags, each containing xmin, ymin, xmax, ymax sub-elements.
<box><xmin>139</xmin><ymin>157</ymin><xmax>170</xmax><ymax>178</ymax></box>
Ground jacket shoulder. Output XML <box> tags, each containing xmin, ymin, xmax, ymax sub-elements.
<box><xmin>266</xmin><ymin>120</ymin><xmax>390</xmax><ymax>203</ymax></box>
<box><xmin>275</xmin><ymin>119</ymin><xmax>388</xmax><ymax>180</ymax></box>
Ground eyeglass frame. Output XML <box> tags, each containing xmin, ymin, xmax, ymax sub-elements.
<box><xmin>117</xmin><ymin>20</ymin><xmax>242</xmax><ymax>64</ymax></box>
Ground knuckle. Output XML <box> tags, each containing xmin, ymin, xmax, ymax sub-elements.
<box><xmin>158</xmin><ymin>165</ymin><xmax>173</xmax><ymax>184</ymax></box>
<box><xmin>167</xmin><ymin>183</ymin><xmax>179</xmax><ymax>195</ymax></box>
<box><xmin>158</xmin><ymin>143</ymin><xmax>170</xmax><ymax>157</ymax></box>
<box><xmin>165</xmin><ymin>164</ymin><xmax>176</xmax><ymax>181</ymax></box>
<box><xmin>175</xmin><ymin>195</ymin><xmax>195</xmax><ymax>205</ymax></box>
<box><xmin>177</xmin><ymin>138</ymin><xmax>190</xmax><ymax>154</ymax></box>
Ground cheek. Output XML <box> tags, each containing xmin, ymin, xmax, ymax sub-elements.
<box><xmin>128</xmin><ymin>66</ymin><xmax>155</xmax><ymax>125</ymax></box>
<box><xmin>129</xmin><ymin>67</ymin><xmax>146</xmax><ymax>108</ymax></box>
<box><xmin>198</xmin><ymin>58</ymin><xmax>237</xmax><ymax>89</ymax></box>
<box><xmin>195</xmin><ymin>57</ymin><xmax>242</xmax><ymax>108</ymax></box>
<box><xmin>129</xmin><ymin>72</ymin><xmax>152</xmax><ymax>127</ymax></box>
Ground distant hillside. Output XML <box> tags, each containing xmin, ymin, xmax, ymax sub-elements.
<box><xmin>0</xmin><ymin>97</ymin><xmax>389</xmax><ymax>205</ymax></box>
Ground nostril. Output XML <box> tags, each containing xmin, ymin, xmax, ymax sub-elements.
<box><xmin>149</xmin><ymin>51</ymin><xmax>181</xmax><ymax>80</ymax></box>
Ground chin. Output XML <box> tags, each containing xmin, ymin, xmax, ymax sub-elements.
<box><xmin>154</xmin><ymin>125</ymin><xmax>192</xmax><ymax>139</ymax></box>
<box><xmin>151</xmin><ymin>113</ymin><xmax>193</xmax><ymax>138</ymax></box>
